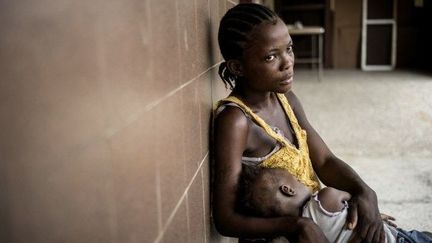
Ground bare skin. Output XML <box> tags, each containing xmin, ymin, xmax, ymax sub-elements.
<box><xmin>244</xmin><ymin>168</ymin><xmax>397</xmax><ymax>243</ymax></box>
<box><xmin>213</xmin><ymin>18</ymin><xmax>384</xmax><ymax>243</ymax></box>
<box><xmin>247</xmin><ymin>168</ymin><xmax>352</xmax><ymax>218</ymax></box>
<box><xmin>248</xmin><ymin>168</ymin><xmax>314</xmax><ymax>217</ymax></box>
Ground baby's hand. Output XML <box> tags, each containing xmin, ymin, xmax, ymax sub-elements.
<box><xmin>380</xmin><ymin>213</ymin><xmax>397</xmax><ymax>228</ymax></box>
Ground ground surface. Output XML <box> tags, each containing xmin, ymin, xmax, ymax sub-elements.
<box><xmin>294</xmin><ymin>69</ymin><xmax>432</xmax><ymax>231</ymax></box>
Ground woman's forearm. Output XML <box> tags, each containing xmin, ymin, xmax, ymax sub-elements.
<box><xmin>214</xmin><ymin>211</ymin><xmax>329</xmax><ymax>243</ymax></box>
<box><xmin>213</xmin><ymin>212</ymin><xmax>304</xmax><ymax>239</ymax></box>
<box><xmin>315</xmin><ymin>155</ymin><xmax>372</xmax><ymax>195</ymax></box>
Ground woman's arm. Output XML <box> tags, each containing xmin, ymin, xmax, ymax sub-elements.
<box><xmin>286</xmin><ymin>91</ymin><xmax>385</xmax><ymax>243</ymax></box>
<box><xmin>213</xmin><ymin>106</ymin><xmax>327</xmax><ymax>242</ymax></box>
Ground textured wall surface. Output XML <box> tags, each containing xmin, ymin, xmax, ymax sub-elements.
<box><xmin>0</xmin><ymin>0</ymin><xmax>237</xmax><ymax>242</ymax></box>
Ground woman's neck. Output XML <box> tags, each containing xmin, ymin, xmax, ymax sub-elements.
<box><xmin>232</xmin><ymin>86</ymin><xmax>274</xmax><ymax>111</ymax></box>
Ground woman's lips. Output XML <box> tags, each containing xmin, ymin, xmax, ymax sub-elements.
<box><xmin>280</xmin><ymin>77</ymin><xmax>293</xmax><ymax>85</ymax></box>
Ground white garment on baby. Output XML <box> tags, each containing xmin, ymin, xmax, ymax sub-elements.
<box><xmin>301</xmin><ymin>193</ymin><xmax>397</xmax><ymax>243</ymax></box>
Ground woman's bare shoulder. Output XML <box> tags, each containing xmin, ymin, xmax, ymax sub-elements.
<box><xmin>214</xmin><ymin>105</ymin><xmax>250</xmax><ymax>162</ymax></box>
<box><xmin>215</xmin><ymin>105</ymin><xmax>249</xmax><ymax>131</ymax></box>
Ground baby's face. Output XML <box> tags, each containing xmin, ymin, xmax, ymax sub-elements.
<box><xmin>252</xmin><ymin>169</ymin><xmax>312</xmax><ymax>216</ymax></box>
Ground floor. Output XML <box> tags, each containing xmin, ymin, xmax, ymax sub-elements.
<box><xmin>293</xmin><ymin>69</ymin><xmax>432</xmax><ymax>231</ymax></box>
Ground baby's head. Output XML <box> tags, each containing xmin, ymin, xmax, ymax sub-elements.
<box><xmin>237</xmin><ymin>166</ymin><xmax>311</xmax><ymax>217</ymax></box>
<box><xmin>218</xmin><ymin>4</ymin><xmax>282</xmax><ymax>88</ymax></box>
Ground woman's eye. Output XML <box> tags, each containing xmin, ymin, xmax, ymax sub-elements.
<box><xmin>265</xmin><ymin>55</ymin><xmax>276</xmax><ymax>62</ymax></box>
<box><xmin>287</xmin><ymin>46</ymin><xmax>293</xmax><ymax>53</ymax></box>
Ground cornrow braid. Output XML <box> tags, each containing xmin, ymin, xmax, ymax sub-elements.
<box><xmin>218</xmin><ymin>62</ymin><xmax>236</xmax><ymax>90</ymax></box>
<box><xmin>218</xmin><ymin>3</ymin><xmax>278</xmax><ymax>89</ymax></box>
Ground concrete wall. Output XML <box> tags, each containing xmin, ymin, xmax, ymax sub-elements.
<box><xmin>0</xmin><ymin>0</ymin><xmax>234</xmax><ymax>242</ymax></box>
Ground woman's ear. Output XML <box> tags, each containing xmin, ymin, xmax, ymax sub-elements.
<box><xmin>280</xmin><ymin>185</ymin><xmax>296</xmax><ymax>196</ymax></box>
<box><xmin>226</xmin><ymin>59</ymin><xmax>244</xmax><ymax>77</ymax></box>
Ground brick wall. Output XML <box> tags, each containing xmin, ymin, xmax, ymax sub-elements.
<box><xmin>0</xmin><ymin>0</ymin><xmax>237</xmax><ymax>242</ymax></box>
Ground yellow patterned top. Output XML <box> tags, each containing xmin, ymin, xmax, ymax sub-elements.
<box><xmin>217</xmin><ymin>93</ymin><xmax>321</xmax><ymax>192</ymax></box>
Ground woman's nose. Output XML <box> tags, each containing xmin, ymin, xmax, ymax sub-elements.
<box><xmin>280</xmin><ymin>52</ymin><xmax>293</xmax><ymax>71</ymax></box>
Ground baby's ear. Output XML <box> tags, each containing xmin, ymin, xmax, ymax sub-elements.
<box><xmin>226</xmin><ymin>59</ymin><xmax>244</xmax><ymax>77</ymax></box>
<box><xmin>280</xmin><ymin>185</ymin><xmax>296</xmax><ymax>196</ymax></box>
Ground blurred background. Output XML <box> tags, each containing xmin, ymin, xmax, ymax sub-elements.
<box><xmin>0</xmin><ymin>0</ymin><xmax>431</xmax><ymax>242</ymax></box>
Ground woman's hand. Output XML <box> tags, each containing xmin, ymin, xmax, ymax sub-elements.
<box><xmin>346</xmin><ymin>189</ymin><xmax>385</xmax><ymax>243</ymax></box>
<box><xmin>295</xmin><ymin>218</ymin><xmax>329</xmax><ymax>243</ymax></box>
<box><xmin>380</xmin><ymin>213</ymin><xmax>397</xmax><ymax>228</ymax></box>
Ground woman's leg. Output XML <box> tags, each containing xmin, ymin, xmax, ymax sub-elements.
<box><xmin>396</xmin><ymin>228</ymin><xmax>432</xmax><ymax>243</ymax></box>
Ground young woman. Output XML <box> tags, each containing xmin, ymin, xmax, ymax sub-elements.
<box><xmin>213</xmin><ymin>3</ymin><xmax>385</xmax><ymax>242</ymax></box>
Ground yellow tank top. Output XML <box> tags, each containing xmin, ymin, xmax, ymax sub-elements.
<box><xmin>217</xmin><ymin>93</ymin><xmax>321</xmax><ymax>192</ymax></box>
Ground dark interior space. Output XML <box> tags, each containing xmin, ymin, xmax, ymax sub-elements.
<box><xmin>274</xmin><ymin>0</ymin><xmax>432</xmax><ymax>71</ymax></box>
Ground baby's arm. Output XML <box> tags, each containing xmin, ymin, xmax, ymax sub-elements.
<box><xmin>317</xmin><ymin>187</ymin><xmax>351</xmax><ymax>213</ymax></box>
<box><xmin>317</xmin><ymin>188</ymin><xmax>397</xmax><ymax>227</ymax></box>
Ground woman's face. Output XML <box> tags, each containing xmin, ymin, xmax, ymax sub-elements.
<box><xmin>240</xmin><ymin>18</ymin><xmax>294</xmax><ymax>93</ymax></box>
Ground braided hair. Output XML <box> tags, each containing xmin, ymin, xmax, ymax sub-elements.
<box><xmin>218</xmin><ymin>3</ymin><xmax>278</xmax><ymax>89</ymax></box>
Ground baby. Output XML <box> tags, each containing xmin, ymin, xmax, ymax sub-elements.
<box><xmin>237</xmin><ymin>166</ymin><xmax>399</xmax><ymax>243</ymax></box>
